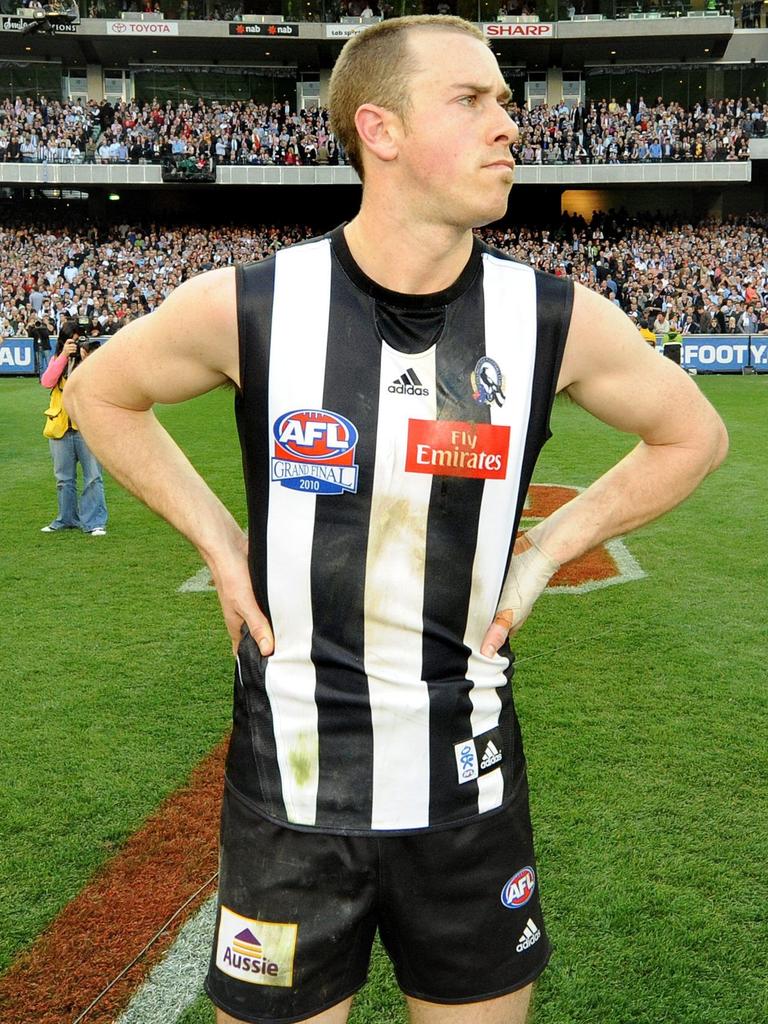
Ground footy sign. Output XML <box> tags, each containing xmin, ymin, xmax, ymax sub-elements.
<box><xmin>272</xmin><ymin>408</ymin><xmax>359</xmax><ymax>494</ymax></box>
<box><xmin>682</xmin><ymin>341</ymin><xmax>768</xmax><ymax>373</ymax></box>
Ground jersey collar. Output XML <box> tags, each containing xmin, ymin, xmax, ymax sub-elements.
<box><xmin>329</xmin><ymin>224</ymin><xmax>483</xmax><ymax>312</ymax></box>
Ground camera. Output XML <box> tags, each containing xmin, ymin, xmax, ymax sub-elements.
<box><xmin>65</xmin><ymin>337</ymin><xmax>100</xmax><ymax>375</ymax></box>
<box><xmin>21</xmin><ymin>0</ymin><xmax>80</xmax><ymax>35</ymax></box>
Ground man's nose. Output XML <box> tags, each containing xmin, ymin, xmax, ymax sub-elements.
<box><xmin>494</xmin><ymin>109</ymin><xmax>519</xmax><ymax>147</ymax></box>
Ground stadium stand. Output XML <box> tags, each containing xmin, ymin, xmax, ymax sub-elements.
<box><xmin>1</xmin><ymin>211</ymin><xmax>766</xmax><ymax>337</ymax></box>
<box><xmin>0</xmin><ymin>0</ymin><xmax>765</xmax><ymax>371</ymax></box>
<box><xmin>0</xmin><ymin>96</ymin><xmax>758</xmax><ymax>164</ymax></box>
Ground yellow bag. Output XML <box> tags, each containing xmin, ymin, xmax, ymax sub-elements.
<box><xmin>43</xmin><ymin>380</ymin><xmax>71</xmax><ymax>439</ymax></box>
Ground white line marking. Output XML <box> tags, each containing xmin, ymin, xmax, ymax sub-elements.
<box><xmin>546</xmin><ymin>537</ymin><xmax>647</xmax><ymax>595</ymax></box>
<box><xmin>177</xmin><ymin>568</ymin><xmax>215</xmax><ymax>593</ymax></box>
<box><xmin>114</xmin><ymin>895</ymin><xmax>217</xmax><ymax>1024</ymax></box>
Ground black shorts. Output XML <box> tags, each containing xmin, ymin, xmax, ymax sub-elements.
<box><xmin>205</xmin><ymin>780</ymin><xmax>551</xmax><ymax>1024</ymax></box>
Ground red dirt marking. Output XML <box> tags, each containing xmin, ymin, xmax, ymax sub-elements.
<box><xmin>524</xmin><ymin>484</ymin><xmax>620</xmax><ymax>586</ymax></box>
<box><xmin>551</xmin><ymin>545</ymin><xmax>617</xmax><ymax>586</ymax></box>
<box><xmin>0</xmin><ymin>741</ymin><xmax>227</xmax><ymax>1024</ymax></box>
<box><xmin>524</xmin><ymin>484</ymin><xmax>579</xmax><ymax>519</ymax></box>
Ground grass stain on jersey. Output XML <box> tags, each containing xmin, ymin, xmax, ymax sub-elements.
<box><xmin>289</xmin><ymin>734</ymin><xmax>317</xmax><ymax>787</ymax></box>
<box><xmin>366</xmin><ymin>496</ymin><xmax>427</xmax><ymax>627</ymax></box>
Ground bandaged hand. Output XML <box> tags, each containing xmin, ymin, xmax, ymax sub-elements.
<box><xmin>481</xmin><ymin>532</ymin><xmax>560</xmax><ymax>657</ymax></box>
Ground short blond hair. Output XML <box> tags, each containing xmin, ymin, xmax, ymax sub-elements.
<box><xmin>328</xmin><ymin>15</ymin><xmax>487</xmax><ymax>180</ymax></box>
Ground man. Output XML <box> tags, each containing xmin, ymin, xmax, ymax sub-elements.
<box><xmin>738</xmin><ymin>304</ymin><xmax>758</xmax><ymax>335</ymax></box>
<box><xmin>28</xmin><ymin>315</ymin><xmax>53</xmax><ymax>375</ymax></box>
<box><xmin>65</xmin><ymin>15</ymin><xmax>728</xmax><ymax>1024</ymax></box>
<box><xmin>661</xmin><ymin>319</ymin><xmax>683</xmax><ymax>365</ymax></box>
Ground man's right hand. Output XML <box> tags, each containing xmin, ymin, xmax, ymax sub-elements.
<box><xmin>210</xmin><ymin>545</ymin><xmax>275</xmax><ymax>658</ymax></box>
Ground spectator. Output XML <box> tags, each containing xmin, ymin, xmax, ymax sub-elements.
<box><xmin>653</xmin><ymin>310</ymin><xmax>671</xmax><ymax>335</ymax></box>
<box><xmin>39</xmin><ymin>320</ymin><xmax>108</xmax><ymax>536</ymax></box>
<box><xmin>739</xmin><ymin>305</ymin><xmax>759</xmax><ymax>333</ymax></box>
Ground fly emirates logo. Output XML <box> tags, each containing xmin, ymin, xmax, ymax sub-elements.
<box><xmin>405</xmin><ymin>419</ymin><xmax>510</xmax><ymax>480</ymax></box>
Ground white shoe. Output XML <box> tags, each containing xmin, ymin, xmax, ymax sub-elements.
<box><xmin>88</xmin><ymin>527</ymin><xmax>107</xmax><ymax>536</ymax></box>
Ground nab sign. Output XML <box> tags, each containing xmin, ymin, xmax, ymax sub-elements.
<box><xmin>229</xmin><ymin>21</ymin><xmax>299</xmax><ymax>35</ymax></box>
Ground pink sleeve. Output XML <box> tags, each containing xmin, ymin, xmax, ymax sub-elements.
<box><xmin>41</xmin><ymin>352</ymin><xmax>67</xmax><ymax>389</ymax></box>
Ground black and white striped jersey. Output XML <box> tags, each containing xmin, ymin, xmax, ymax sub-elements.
<box><xmin>226</xmin><ymin>225</ymin><xmax>573</xmax><ymax>835</ymax></box>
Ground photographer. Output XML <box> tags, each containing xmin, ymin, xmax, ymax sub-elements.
<box><xmin>28</xmin><ymin>316</ymin><xmax>53</xmax><ymax>376</ymax></box>
<box><xmin>39</xmin><ymin>320</ymin><xmax>108</xmax><ymax>536</ymax></box>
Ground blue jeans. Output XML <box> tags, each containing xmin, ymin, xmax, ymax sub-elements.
<box><xmin>38</xmin><ymin>344</ymin><xmax>54</xmax><ymax>376</ymax></box>
<box><xmin>48</xmin><ymin>430</ymin><xmax>108</xmax><ymax>532</ymax></box>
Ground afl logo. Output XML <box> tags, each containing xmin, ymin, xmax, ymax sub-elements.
<box><xmin>501</xmin><ymin>867</ymin><xmax>536</xmax><ymax>909</ymax></box>
<box><xmin>471</xmin><ymin>356</ymin><xmax>506</xmax><ymax>408</ymax></box>
<box><xmin>274</xmin><ymin>408</ymin><xmax>357</xmax><ymax>461</ymax></box>
<box><xmin>271</xmin><ymin>408</ymin><xmax>360</xmax><ymax>495</ymax></box>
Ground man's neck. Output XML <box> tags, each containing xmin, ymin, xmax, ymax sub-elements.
<box><xmin>343</xmin><ymin>200</ymin><xmax>475</xmax><ymax>297</ymax></box>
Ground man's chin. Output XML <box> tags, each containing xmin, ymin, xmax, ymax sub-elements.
<box><xmin>473</xmin><ymin>190</ymin><xmax>513</xmax><ymax>229</ymax></box>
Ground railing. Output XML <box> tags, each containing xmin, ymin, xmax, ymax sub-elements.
<box><xmin>0</xmin><ymin>150</ymin><xmax>751</xmax><ymax>167</ymax></box>
<box><xmin>35</xmin><ymin>0</ymin><xmax>740</xmax><ymax>24</ymax></box>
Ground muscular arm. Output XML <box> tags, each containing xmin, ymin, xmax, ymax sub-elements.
<box><xmin>482</xmin><ymin>283</ymin><xmax>728</xmax><ymax>655</ymax></box>
<box><xmin>63</xmin><ymin>267</ymin><xmax>274</xmax><ymax>656</ymax></box>
<box><xmin>532</xmin><ymin>283</ymin><xmax>728</xmax><ymax>561</ymax></box>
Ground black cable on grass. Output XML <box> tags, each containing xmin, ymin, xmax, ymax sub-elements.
<box><xmin>72</xmin><ymin>871</ymin><xmax>219</xmax><ymax>1024</ymax></box>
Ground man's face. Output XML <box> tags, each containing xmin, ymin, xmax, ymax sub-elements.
<box><xmin>388</xmin><ymin>30</ymin><xmax>518</xmax><ymax>229</ymax></box>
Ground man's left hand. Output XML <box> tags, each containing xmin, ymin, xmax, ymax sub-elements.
<box><xmin>481</xmin><ymin>532</ymin><xmax>559</xmax><ymax>657</ymax></box>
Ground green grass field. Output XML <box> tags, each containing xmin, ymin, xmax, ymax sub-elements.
<box><xmin>1</xmin><ymin>375</ymin><xmax>766</xmax><ymax>1024</ymax></box>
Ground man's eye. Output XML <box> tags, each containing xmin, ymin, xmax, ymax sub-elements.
<box><xmin>460</xmin><ymin>96</ymin><xmax>477</xmax><ymax>106</ymax></box>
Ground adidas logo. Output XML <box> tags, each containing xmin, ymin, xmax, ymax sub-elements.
<box><xmin>480</xmin><ymin>740</ymin><xmax>502</xmax><ymax>770</ymax></box>
<box><xmin>388</xmin><ymin>368</ymin><xmax>429</xmax><ymax>396</ymax></box>
<box><xmin>516</xmin><ymin>918</ymin><xmax>541</xmax><ymax>953</ymax></box>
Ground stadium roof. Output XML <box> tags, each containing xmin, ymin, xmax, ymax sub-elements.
<box><xmin>0</xmin><ymin>14</ymin><xmax>748</xmax><ymax>69</ymax></box>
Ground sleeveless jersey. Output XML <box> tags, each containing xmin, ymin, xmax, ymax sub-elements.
<box><xmin>227</xmin><ymin>225</ymin><xmax>573</xmax><ymax>835</ymax></box>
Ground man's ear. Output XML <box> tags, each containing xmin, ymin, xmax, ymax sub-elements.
<box><xmin>354</xmin><ymin>103</ymin><xmax>401</xmax><ymax>167</ymax></box>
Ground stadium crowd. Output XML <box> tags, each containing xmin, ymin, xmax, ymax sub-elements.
<box><xmin>2</xmin><ymin>211</ymin><xmax>766</xmax><ymax>343</ymax></box>
<box><xmin>0</xmin><ymin>94</ymin><xmax>760</xmax><ymax>166</ymax></box>
<box><xmin>508</xmin><ymin>96</ymin><xmax>757</xmax><ymax>164</ymax></box>
<box><xmin>84</xmin><ymin>0</ymin><xmax>247</xmax><ymax>21</ymax></box>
